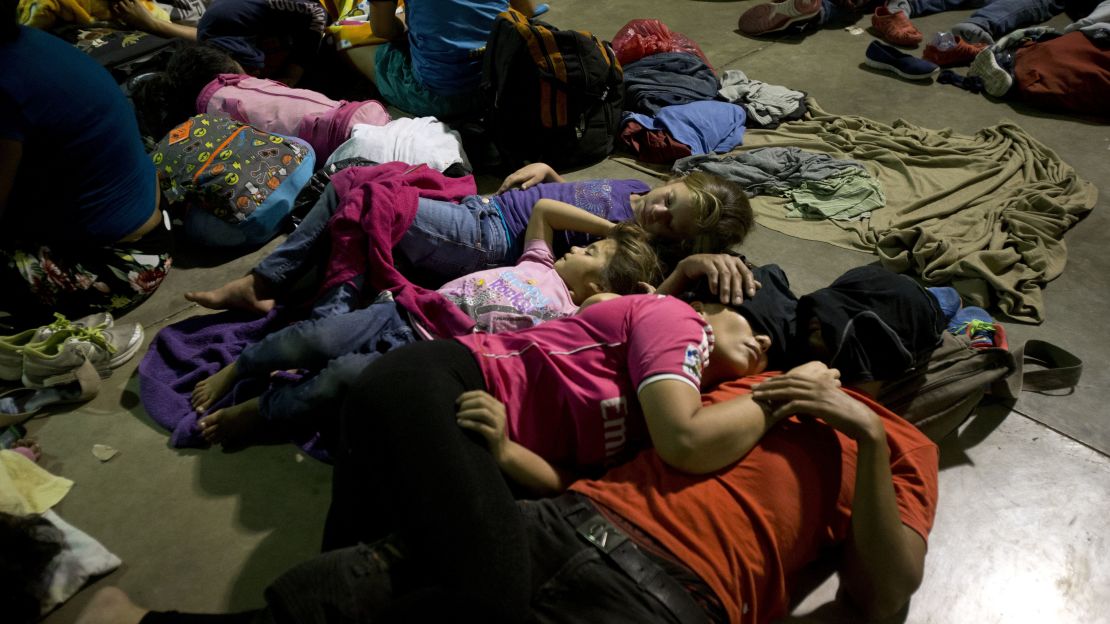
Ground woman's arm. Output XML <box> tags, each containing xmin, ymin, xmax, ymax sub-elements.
<box><xmin>752</xmin><ymin>375</ymin><xmax>927</xmax><ymax>619</ymax></box>
<box><xmin>638</xmin><ymin>379</ymin><xmax>782</xmax><ymax>474</ymax></box>
<box><xmin>639</xmin><ymin>363</ymin><xmax>840</xmax><ymax>473</ymax></box>
<box><xmin>523</xmin><ymin>198</ymin><xmax>616</xmax><ymax>247</ymax></box>
<box><xmin>655</xmin><ymin>253</ymin><xmax>760</xmax><ymax>304</ymax></box>
<box><xmin>456</xmin><ymin>390</ymin><xmax>577</xmax><ymax>496</ymax></box>
<box><xmin>497</xmin><ymin>163</ymin><xmax>565</xmax><ymax>192</ymax></box>
<box><xmin>497</xmin><ymin>440</ymin><xmax>576</xmax><ymax>495</ymax></box>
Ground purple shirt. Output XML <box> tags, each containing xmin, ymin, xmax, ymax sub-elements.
<box><xmin>495</xmin><ymin>179</ymin><xmax>650</xmax><ymax>254</ymax></box>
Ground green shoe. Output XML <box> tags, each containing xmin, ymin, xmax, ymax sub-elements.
<box><xmin>0</xmin><ymin>313</ymin><xmax>114</xmax><ymax>382</ymax></box>
<box><xmin>32</xmin><ymin>312</ymin><xmax>114</xmax><ymax>343</ymax></box>
<box><xmin>22</xmin><ymin>323</ymin><xmax>144</xmax><ymax>388</ymax></box>
<box><xmin>0</xmin><ymin>328</ymin><xmax>39</xmax><ymax>382</ymax></box>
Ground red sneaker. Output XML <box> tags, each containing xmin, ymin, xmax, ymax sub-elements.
<box><xmin>738</xmin><ymin>0</ymin><xmax>822</xmax><ymax>35</ymax></box>
<box><xmin>923</xmin><ymin>36</ymin><xmax>989</xmax><ymax>67</ymax></box>
<box><xmin>871</xmin><ymin>6</ymin><xmax>922</xmax><ymax>46</ymax></box>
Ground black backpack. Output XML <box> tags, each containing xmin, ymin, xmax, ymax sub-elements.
<box><xmin>481</xmin><ymin>10</ymin><xmax>624</xmax><ymax>169</ymax></box>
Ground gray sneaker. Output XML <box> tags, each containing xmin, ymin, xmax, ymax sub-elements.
<box><xmin>0</xmin><ymin>312</ymin><xmax>114</xmax><ymax>382</ymax></box>
<box><xmin>22</xmin><ymin>323</ymin><xmax>145</xmax><ymax>388</ymax></box>
<box><xmin>32</xmin><ymin>312</ymin><xmax>114</xmax><ymax>342</ymax></box>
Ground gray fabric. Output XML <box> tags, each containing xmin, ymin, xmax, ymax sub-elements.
<box><xmin>673</xmin><ymin>147</ymin><xmax>865</xmax><ymax>196</ymax></box>
<box><xmin>1065</xmin><ymin>0</ymin><xmax>1110</xmax><ymax>39</ymax></box>
<box><xmin>727</xmin><ymin>99</ymin><xmax>1098</xmax><ymax>323</ymax></box>
<box><xmin>717</xmin><ymin>70</ymin><xmax>805</xmax><ymax>128</ymax></box>
<box><xmin>674</xmin><ymin>147</ymin><xmax>884</xmax><ymax>221</ymax></box>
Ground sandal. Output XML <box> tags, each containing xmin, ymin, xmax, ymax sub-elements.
<box><xmin>0</xmin><ymin>360</ymin><xmax>100</xmax><ymax>427</ymax></box>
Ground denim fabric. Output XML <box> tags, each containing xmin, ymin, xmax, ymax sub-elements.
<box><xmin>396</xmin><ymin>195</ymin><xmax>514</xmax><ymax>281</ymax></box>
<box><xmin>260</xmin><ymin>323</ymin><xmax>415</xmax><ymax>430</ymax></box>
<box><xmin>964</xmin><ymin>0</ymin><xmax>1065</xmax><ymax>35</ymax></box>
<box><xmin>908</xmin><ymin>0</ymin><xmax>989</xmax><ymax>16</ymax></box>
<box><xmin>252</xmin><ymin>184</ymin><xmax>342</xmax><ymax>289</ymax></box>
<box><xmin>238</xmin><ymin>298</ymin><xmax>413</xmax><ymax>378</ymax></box>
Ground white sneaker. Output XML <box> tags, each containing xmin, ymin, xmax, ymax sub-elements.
<box><xmin>0</xmin><ymin>312</ymin><xmax>114</xmax><ymax>382</ymax></box>
<box><xmin>22</xmin><ymin>323</ymin><xmax>145</xmax><ymax>388</ymax></box>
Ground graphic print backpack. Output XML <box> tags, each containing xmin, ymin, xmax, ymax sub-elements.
<box><xmin>481</xmin><ymin>9</ymin><xmax>624</xmax><ymax>169</ymax></box>
<box><xmin>152</xmin><ymin>114</ymin><xmax>316</xmax><ymax>247</ymax></box>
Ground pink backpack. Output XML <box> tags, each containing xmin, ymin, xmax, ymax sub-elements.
<box><xmin>196</xmin><ymin>74</ymin><xmax>391</xmax><ymax>161</ymax></box>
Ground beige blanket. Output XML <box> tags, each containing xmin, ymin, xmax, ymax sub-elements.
<box><xmin>706</xmin><ymin>100</ymin><xmax>1097</xmax><ymax>324</ymax></box>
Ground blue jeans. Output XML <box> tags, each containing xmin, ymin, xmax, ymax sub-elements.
<box><xmin>253</xmin><ymin>187</ymin><xmax>514</xmax><ymax>307</ymax></box>
<box><xmin>906</xmin><ymin>0</ymin><xmax>1065</xmax><ymax>35</ymax></box>
<box><xmin>237</xmin><ymin>298</ymin><xmax>416</xmax><ymax>432</ymax></box>
<box><xmin>395</xmin><ymin>194</ymin><xmax>515</xmax><ymax>280</ymax></box>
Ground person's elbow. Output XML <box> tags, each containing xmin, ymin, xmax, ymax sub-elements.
<box><xmin>653</xmin><ymin>434</ymin><xmax>721</xmax><ymax>474</ymax></box>
<box><xmin>851</xmin><ymin>563</ymin><xmax>924</xmax><ymax>620</ymax></box>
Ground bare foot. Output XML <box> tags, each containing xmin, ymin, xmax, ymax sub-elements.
<box><xmin>185</xmin><ymin>274</ymin><xmax>275</xmax><ymax>315</ymax></box>
<box><xmin>76</xmin><ymin>587</ymin><xmax>148</xmax><ymax>624</ymax></box>
<box><xmin>191</xmin><ymin>362</ymin><xmax>239</xmax><ymax>413</ymax></box>
<box><xmin>198</xmin><ymin>397</ymin><xmax>263</xmax><ymax>445</ymax></box>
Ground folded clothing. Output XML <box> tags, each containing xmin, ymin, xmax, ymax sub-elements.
<box><xmin>622</xmin><ymin>100</ymin><xmax>747</xmax><ymax>159</ymax></box>
<box><xmin>326</xmin><ymin>117</ymin><xmax>472</xmax><ymax>173</ymax></box>
<box><xmin>622</xmin><ymin>51</ymin><xmax>720</xmax><ymax>115</ymax></box>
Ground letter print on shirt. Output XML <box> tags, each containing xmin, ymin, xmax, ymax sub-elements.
<box><xmin>600</xmin><ymin>396</ymin><xmax>629</xmax><ymax>466</ymax></box>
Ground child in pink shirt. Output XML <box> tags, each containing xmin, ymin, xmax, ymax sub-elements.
<box><xmin>189</xmin><ymin>200</ymin><xmax>662</xmax><ymax>445</ymax></box>
<box><xmin>323</xmin><ymin>290</ymin><xmax>835</xmax><ymax>551</ymax></box>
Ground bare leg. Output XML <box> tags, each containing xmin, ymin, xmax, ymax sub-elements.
<box><xmin>198</xmin><ymin>397</ymin><xmax>263</xmax><ymax>445</ymax></box>
<box><xmin>76</xmin><ymin>587</ymin><xmax>148</xmax><ymax>624</ymax></box>
<box><xmin>191</xmin><ymin>362</ymin><xmax>239</xmax><ymax>413</ymax></box>
<box><xmin>185</xmin><ymin>274</ymin><xmax>275</xmax><ymax>315</ymax></box>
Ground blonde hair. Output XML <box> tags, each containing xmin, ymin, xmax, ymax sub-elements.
<box><xmin>600</xmin><ymin>222</ymin><xmax>665</xmax><ymax>293</ymax></box>
<box><xmin>680</xmin><ymin>171</ymin><xmax>754</xmax><ymax>254</ymax></box>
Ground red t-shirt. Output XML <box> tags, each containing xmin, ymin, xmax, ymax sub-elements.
<box><xmin>456</xmin><ymin>294</ymin><xmax>712</xmax><ymax>474</ymax></box>
<box><xmin>570</xmin><ymin>374</ymin><xmax>940</xmax><ymax>623</ymax></box>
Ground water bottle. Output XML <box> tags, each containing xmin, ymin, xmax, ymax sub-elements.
<box><xmin>931</xmin><ymin>31</ymin><xmax>956</xmax><ymax>50</ymax></box>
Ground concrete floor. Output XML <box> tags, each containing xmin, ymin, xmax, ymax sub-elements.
<box><xmin>26</xmin><ymin>2</ymin><xmax>1110</xmax><ymax>622</ymax></box>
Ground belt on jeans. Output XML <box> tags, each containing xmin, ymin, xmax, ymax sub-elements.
<box><xmin>552</xmin><ymin>493</ymin><xmax>710</xmax><ymax>624</ymax></box>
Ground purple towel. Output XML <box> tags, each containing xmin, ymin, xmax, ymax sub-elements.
<box><xmin>138</xmin><ymin>310</ymin><xmax>326</xmax><ymax>458</ymax></box>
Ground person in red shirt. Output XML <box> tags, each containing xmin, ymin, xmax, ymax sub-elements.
<box><xmin>78</xmin><ymin>369</ymin><xmax>937</xmax><ymax>624</ymax></box>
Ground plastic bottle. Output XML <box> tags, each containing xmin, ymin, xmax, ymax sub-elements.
<box><xmin>931</xmin><ymin>31</ymin><xmax>956</xmax><ymax>50</ymax></box>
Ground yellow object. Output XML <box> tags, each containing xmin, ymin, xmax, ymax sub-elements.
<box><xmin>0</xmin><ymin>449</ymin><xmax>73</xmax><ymax>516</ymax></box>
<box><xmin>325</xmin><ymin>0</ymin><xmax>401</xmax><ymax>50</ymax></box>
<box><xmin>18</xmin><ymin>0</ymin><xmax>168</xmax><ymax>31</ymax></box>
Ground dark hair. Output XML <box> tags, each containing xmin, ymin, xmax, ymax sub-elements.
<box><xmin>600</xmin><ymin>222</ymin><xmax>664</xmax><ymax>294</ymax></box>
<box><xmin>1</xmin><ymin>512</ymin><xmax>63</xmax><ymax>624</ymax></box>
<box><xmin>133</xmin><ymin>44</ymin><xmax>241</xmax><ymax>140</ymax></box>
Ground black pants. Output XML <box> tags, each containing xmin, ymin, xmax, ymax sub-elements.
<box><xmin>324</xmin><ymin>339</ymin><xmax>530</xmax><ymax>622</ymax></box>
<box><xmin>143</xmin><ymin>493</ymin><xmax>715</xmax><ymax>624</ymax></box>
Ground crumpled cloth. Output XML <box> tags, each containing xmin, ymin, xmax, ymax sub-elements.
<box><xmin>718</xmin><ymin>69</ymin><xmax>806</xmax><ymax>129</ymax></box>
<box><xmin>676</xmin><ymin>147</ymin><xmax>883</xmax><ymax>221</ymax></box>
<box><xmin>0</xmin><ymin>449</ymin><xmax>73</xmax><ymax>515</ymax></box>
<box><xmin>717</xmin><ymin>99</ymin><xmax>1097</xmax><ymax>323</ymax></box>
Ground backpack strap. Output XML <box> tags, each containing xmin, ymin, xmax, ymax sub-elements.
<box><xmin>993</xmin><ymin>339</ymin><xmax>1083</xmax><ymax>399</ymax></box>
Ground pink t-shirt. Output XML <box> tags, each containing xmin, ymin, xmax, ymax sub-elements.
<box><xmin>437</xmin><ymin>239</ymin><xmax>578</xmax><ymax>333</ymax></box>
<box><xmin>455</xmin><ymin>294</ymin><xmax>713</xmax><ymax>474</ymax></box>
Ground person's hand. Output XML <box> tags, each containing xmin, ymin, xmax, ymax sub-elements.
<box><xmin>456</xmin><ymin>390</ymin><xmax>510</xmax><ymax>461</ymax></box>
<box><xmin>673</xmin><ymin>253</ymin><xmax>761</xmax><ymax>303</ymax></box>
<box><xmin>497</xmin><ymin>163</ymin><xmax>559</xmax><ymax>193</ymax></box>
<box><xmin>111</xmin><ymin>0</ymin><xmax>159</xmax><ymax>30</ymax></box>
<box><xmin>752</xmin><ymin>374</ymin><xmax>882</xmax><ymax>443</ymax></box>
<box><xmin>784</xmin><ymin>360</ymin><xmax>841</xmax><ymax>385</ymax></box>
